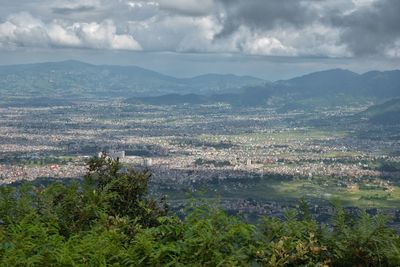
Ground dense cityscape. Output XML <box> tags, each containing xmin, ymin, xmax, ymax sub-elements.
<box><xmin>1</xmin><ymin>99</ymin><xmax>399</xmax><ymax>227</ymax></box>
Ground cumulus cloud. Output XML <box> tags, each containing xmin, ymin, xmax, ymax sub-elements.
<box><xmin>0</xmin><ymin>12</ymin><xmax>142</xmax><ymax>50</ymax></box>
<box><xmin>210</xmin><ymin>0</ymin><xmax>400</xmax><ymax>58</ymax></box>
<box><xmin>73</xmin><ymin>20</ymin><xmax>142</xmax><ymax>50</ymax></box>
<box><xmin>0</xmin><ymin>0</ymin><xmax>399</xmax><ymax>58</ymax></box>
<box><xmin>215</xmin><ymin>0</ymin><xmax>317</xmax><ymax>38</ymax></box>
<box><xmin>243</xmin><ymin>35</ymin><xmax>296</xmax><ymax>56</ymax></box>
<box><xmin>128</xmin><ymin>15</ymin><xmax>221</xmax><ymax>53</ymax></box>
<box><xmin>329</xmin><ymin>0</ymin><xmax>400</xmax><ymax>57</ymax></box>
<box><xmin>47</xmin><ymin>23</ymin><xmax>81</xmax><ymax>47</ymax></box>
<box><xmin>0</xmin><ymin>12</ymin><xmax>49</xmax><ymax>48</ymax></box>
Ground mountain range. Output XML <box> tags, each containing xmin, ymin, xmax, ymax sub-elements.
<box><xmin>274</xmin><ymin>69</ymin><xmax>400</xmax><ymax>98</ymax></box>
<box><xmin>128</xmin><ymin>69</ymin><xmax>400</xmax><ymax>107</ymax></box>
<box><xmin>1</xmin><ymin>61</ymin><xmax>399</xmax><ymax>109</ymax></box>
<box><xmin>0</xmin><ymin>60</ymin><xmax>265</xmax><ymax>98</ymax></box>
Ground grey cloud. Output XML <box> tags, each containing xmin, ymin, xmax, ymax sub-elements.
<box><xmin>0</xmin><ymin>0</ymin><xmax>399</xmax><ymax>58</ymax></box>
<box><xmin>52</xmin><ymin>5</ymin><xmax>96</xmax><ymax>15</ymax></box>
<box><xmin>215</xmin><ymin>0</ymin><xmax>317</xmax><ymax>38</ymax></box>
<box><xmin>214</xmin><ymin>0</ymin><xmax>400</xmax><ymax>58</ymax></box>
<box><xmin>157</xmin><ymin>0</ymin><xmax>215</xmax><ymax>16</ymax></box>
<box><xmin>330</xmin><ymin>0</ymin><xmax>400</xmax><ymax>56</ymax></box>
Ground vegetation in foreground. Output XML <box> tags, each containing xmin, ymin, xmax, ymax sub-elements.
<box><xmin>1</xmin><ymin>156</ymin><xmax>399</xmax><ymax>266</ymax></box>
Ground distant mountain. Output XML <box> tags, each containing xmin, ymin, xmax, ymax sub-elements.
<box><xmin>358</xmin><ymin>70</ymin><xmax>400</xmax><ymax>98</ymax></box>
<box><xmin>273</xmin><ymin>69</ymin><xmax>400</xmax><ymax>98</ymax></box>
<box><xmin>127</xmin><ymin>87</ymin><xmax>272</xmax><ymax>107</ymax></box>
<box><xmin>1</xmin><ymin>61</ymin><xmax>399</xmax><ymax>107</ymax></box>
<box><xmin>360</xmin><ymin>98</ymin><xmax>400</xmax><ymax>125</ymax></box>
<box><xmin>183</xmin><ymin>74</ymin><xmax>265</xmax><ymax>93</ymax></box>
<box><xmin>0</xmin><ymin>60</ymin><xmax>265</xmax><ymax>98</ymax></box>
<box><xmin>128</xmin><ymin>69</ymin><xmax>400</xmax><ymax>107</ymax></box>
<box><xmin>274</xmin><ymin>69</ymin><xmax>359</xmax><ymax>97</ymax></box>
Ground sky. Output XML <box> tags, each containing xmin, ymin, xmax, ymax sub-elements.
<box><xmin>0</xmin><ymin>0</ymin><xmax>399</xmax><ymax>80</ymax></box>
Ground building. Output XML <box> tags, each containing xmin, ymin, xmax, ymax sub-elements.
<box><xmin>98</xmin><ymin>150</ymin><xmax>125</xmax><ymax>160</ymax></box>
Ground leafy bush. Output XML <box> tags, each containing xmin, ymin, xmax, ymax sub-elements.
<box><xmin>0</xmin><ymin>156</ymin><xmax>399</xmax><ymax>266</ymax></box>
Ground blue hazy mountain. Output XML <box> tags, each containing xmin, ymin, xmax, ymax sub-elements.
<box><xmin>272</xmin><ymin>69</ymin><xmax>400</xmax><ymax>98</ymax></box>
<box><xmin>0</xmin><ymin>60</ymin><xmax>265</xmax><ymax>98</ymax></box>
<box><xmin>1</xmin><ymin>61</ymin><xmax>399</xmax><ymax>107</ymax></box>
<box><xmin>274</xmin><ymin>69</ymin><xmax>359</xmax><ymax>96</ymax></box>
<box><xmin>128</xmin><ymin>68</ymin><xmax>400</xmax><ymax>107</ymax></box>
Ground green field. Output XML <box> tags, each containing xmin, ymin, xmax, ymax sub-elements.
<box><xmin>159</xmin><ymin>176</ymin><xmax>400</xmax><ymax>209</ymax></box>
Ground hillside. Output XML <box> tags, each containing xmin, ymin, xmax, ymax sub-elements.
<box><xmin>361</xmin><ymin>98</ymin><xmax>400</xmax><ymax>125</ymax></box>
<box><xmin>1</xmin><ymin>61</ymin><xmax>399</xmax><ymax>107</ymax></box>
<box><xmin>274</xmin><ymin>69</ymin><xmax>400</xmax><ymax>98</ymax></box>
<box><xmin>126</xmin><ymin>87</ymin><xmax>271</xmax><ymax>107</ymax></box>
<box><xmin>128</xmin><ymin>69</ymin><xmax>400</xmax><ymax>107</ymax></box>
<box><xmin>274</xmin><ymin>69</ymin><xmax>359</xmax><ymax>96</ymax></box>
<box><xmin>0</xmin><ymin>60</ymin><xmax>265</xmax><ymax>98</ymax></box>
<box><xmin>183</xmin><ymin>73</ymin><xmax>266</xmax><ymax>93</ymax></box>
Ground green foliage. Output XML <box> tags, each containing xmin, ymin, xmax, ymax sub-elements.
<box><xmin>256</xmin><ymin>209</ymin><xmax>329</xmax><ymax>266</ymax></box>
<box><xmin>0</xmin><ymin>157</ymin><xmax>399</xmax><ymax>266</ymax></box>
<box><xmin>328</xmin><ymin>204</ymin><xmax>400</xmax><ymax>266</ymax></box>
<box><xmin>85</xmin><ymin>155</ymin><xmax>165</xmax><ymax>227</ymax></box>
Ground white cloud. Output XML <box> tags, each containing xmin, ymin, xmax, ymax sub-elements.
<box><xmin>276</xmin><ymin>24</ymin><xmax>351</xmax><ymax>58</ymax></box>
<box><xmin>47</xmin><ymin>23</ymin><xmax>81</xmax><ymax>47</ymax></box>
<box><xmin>176</xmin><ymin>16</ymin><xmax>221</xmax><ymax>52</ymax></box>
<box><xmin>352</xmin><ymin>0</ymin><xmax>377</xmax><ymax>7</ymax></box>
<box><xmin>0</xmin><ymin>13</ymin><xmax>142</xmax><ymax>51</ymax></box>
<box><xmin>244</xmin><ymin>36</ymin><xmax>296</xmax><ymax>56</ymax></box>
<box><xmin>385</xmin><ymin>39</ymin><xmax>400</xmax><ymax>58</ymax></box>
<box><xmin>0</xmin><ymin>10</ymin><xmax>351</xmax><ymax>57</ymax></box>
<box><xmin>0</xmin><ymin>0</ymin><xmax>397</xmax><ymax>59</ymax></box>
<box><xmin>73</xmin><ymin>20</ymin><xmax>141</xmax><ymax>50</ymax></box>
<box><xmin>128</xmin><ymin>15</ymin><xmax>219</xmax><ymax>52</ymax></box>
<box><xmin>111</xmin><ymin>34</ymin><xmax>141</xmax><ymax>50</ymax></box>
<box><xmin>0</xmin><ymin>13</ymin><xmax>49</xmax><ymax>47</ymax></box>
<box><xmin>203</xmin><ymin>24</ymin><xmax>350</xmax><ymax>57</ymax></box>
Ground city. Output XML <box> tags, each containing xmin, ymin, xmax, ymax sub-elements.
<box><xmin>1</xmin><ymin>99</ymin><xmax>399</xmax><ymax>226</ymax></box>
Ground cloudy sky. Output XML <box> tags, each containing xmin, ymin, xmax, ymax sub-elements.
<box><xmin>0</xmin><ymin>0</ymin><xmax>399</xmax><ymax>80</ymax></box>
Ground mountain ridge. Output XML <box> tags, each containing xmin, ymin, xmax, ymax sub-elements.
<box><xmin>0</xmin><ymin>60</ymin><xmax>399</xmax><ymax>106</ymax></box>
<box><xmin>128</xmin><ymin>68</ymin><xmax>400</xmax><ymax>107</ymax></box>
<box><xmin>0</xmin><ymin>60</ymin><xmax>265</xmax><ymax>98</ymax></box>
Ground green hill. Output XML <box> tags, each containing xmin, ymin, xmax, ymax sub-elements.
<box><xmin>128</xmin><ymin>69</ymin><xmax>400</xmax><ymax>107</ymax></box>
<box><xmin>2</xmin><ymin>61</ymin><xmax>399</xmax><ymax>108</ymax></box>
<box><xmin>361</xmin><ymin>98</ymin><xmax>400</xmax><ymax>124</ymax></box>
<box><xmin>0</xmin><ymin>60</ymin><xmax>265</xmax><ymax>98</ymax></box>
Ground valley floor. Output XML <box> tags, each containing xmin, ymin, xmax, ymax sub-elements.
<box><xmin>0</xmin><ymin>99</ymin><xmax>399</xmax><ymax>226</ymax></box>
